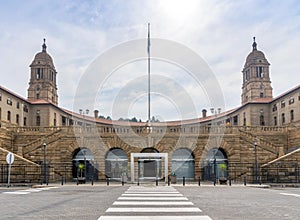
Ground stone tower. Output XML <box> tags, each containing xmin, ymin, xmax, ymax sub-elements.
<box><xmin>27</xmin><ymin>39</ymin><xmax>58</xmax><ymax>105</ymax></box>
<box><xmin>241</xmin><ymin>37</ymin><xmax>273</xmax><ymax>104</ymax></box>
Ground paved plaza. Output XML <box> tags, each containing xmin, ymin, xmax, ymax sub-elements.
<box><xmin>0</xmin><ymin>183</ymin><xmax>299</xmax><ymax>219</ymax></box>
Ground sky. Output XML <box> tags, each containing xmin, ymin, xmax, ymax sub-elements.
<box><xmin>1</xmin><ymin>0</ymin><xmax>300</xmax><ymax>121</ymax></box>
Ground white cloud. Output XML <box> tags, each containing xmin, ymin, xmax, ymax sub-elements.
<box><xmin>1</xmin><ymin>0</ymin><xmax>300</xmax><ymax>120</ymax></box>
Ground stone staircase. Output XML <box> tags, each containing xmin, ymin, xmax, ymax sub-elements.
<box><xmin>239</xmin><ymin>129</ymin><xmax>281</xmax><ymax>156</ymax></box>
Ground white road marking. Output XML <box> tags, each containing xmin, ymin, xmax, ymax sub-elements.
<box><xmin>121</xmin><ymin>193</ymin><xmax>183</xmax><ymax>196</ymax></box>
<box><xmin>99</xmin><ymin>186</ymin><xmax>212</xmax><ymax>220</ymax></box>
<box><xmin>124</xmin><ymin>191</ymin><xmax>180</xmax><ymax>194</ymax></box>
<box><xmin>2</xmin><ymin>187</ymin><xmax>58</xmax><ymax>195</ymax></box>
<box><xmin>3</xmin><ymin>191</ymin><xmax>30</xmax><ymax>195</ymax></box>
<box><xmin>113</xmin><ymin>201</ymin><xmax>194</xmax><ymax>206</ymax></box>
<box><xmin>106</xmin><ymin>207</ymin><xmax>202</xmax><ymax>213</ymax></box>
<box><xmin>118</xmin><ymin>196</ymin><xmax>189</xmax><ymax>200</ymax></box>
<box><xmin>98</xmin><ymin>216</ymin><xmax>212</xmax><ymax>220</ymax></box>
<box><xmin>280</xmin><ymin>193</ymin><xmax>300</xmax><ymax>198</ymax></box>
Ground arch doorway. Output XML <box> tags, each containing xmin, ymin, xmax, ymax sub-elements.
<box><xmin>72</xmin><ymin>148</ymin><xmax>97</xmax><ymax>181</ymax></box>
<box><xmin>172</xmin><ymin>148</ymin><xmax>195</xmax><ymax>179</ymax></box>
<box><xmin>202</xmin><ymin>148</ymin><xmax>228</xmax><ymax>181</ymax></box>
<box><xmin>138</xmin><ymin>148</ymin><xmax>161</xmax><ymax>180</ymax></box>
<box><xmin>105</xmin><ymin>148</ymin><xmax>128</xmax><ymax>180</ymax></box>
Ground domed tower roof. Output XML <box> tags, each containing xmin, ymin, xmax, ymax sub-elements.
<box><xmin>30</xmin><ymin>38</ymin><xmax>55</xmax><ymax>68</ymax></box>
<box><xmin>244</xmin><ymin>37</ymin><xmax>269</xmax><ymax>68</ymax></box>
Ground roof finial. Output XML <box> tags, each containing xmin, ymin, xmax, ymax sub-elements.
<box><xmin>42</xmin><ymin>38</ymin><xmax>47</xmax><ymax>52</ymax></box>
<box><xmin>252</xmin><ymin>36</ymin><xmax>257</xmax><ymax>51</ymax></box>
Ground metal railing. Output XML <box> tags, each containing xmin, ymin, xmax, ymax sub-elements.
<box><xmin>1</xmin><ymin>161</ymin><xmax>299</xmax><ymax>185</ymax></box>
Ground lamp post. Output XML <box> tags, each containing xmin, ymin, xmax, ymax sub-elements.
<box><xmin>254</xmin><ymin>139</ymin><xmax>258</xmax><ymax>183</ymax></box>
<box><xmin>43</xmin><ymin>142</ymin><xmax>47</xmax><ymax>184</ymax></box>
<box><xmin>79</xmin><ymin>109</ymin><xmax>89</xmax><ymax>127</ymax></box>
<box><xmin>83</xmin><ymin>149</ymin><xmax>87</xmax><ymax>183</ymax></box>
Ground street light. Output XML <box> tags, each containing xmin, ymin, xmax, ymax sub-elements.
<box><xmin>254</xmin><ymin>139</ymin><xmax>258</xmax><ymax>183</ymax></box>
<box><xmin>43</xmin><ymin>142</ymin><xmax>47</xmax><ymax>185</ymax></box>
<box><xmin>83</xmin><ymin>149</ymin><xmax>87</xmax><ymax>183</ymax></box>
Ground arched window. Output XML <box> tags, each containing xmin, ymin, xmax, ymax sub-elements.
<box><xmin>72</xmin><ymin>148</ymin><xmax>96</xmax><ymax>181</ymax></box>
<box><xmin>37</xmin><ymin>68</ymin><xmax>41</xmax><ymax>79</ymax></box>
<box><xmin>203</xmin><ymin>148</ymin><xmax>228</xmax><ymax>181</ymax></box>
<box><xmin>172</xmin><ymin>148</ymin><xmax>194</xmax><ymax>179</ymax></box>
<box><xmin>36</xmin><ymin>115</ymin><xmax>40</xmax><ymax>126</ymax></box>
<box><xmin>7</xmin><ymin>111</ymin><xmax>11</xmax><ymax>122</ymax></box>
<box><xmin>105</xmin><ymin>148</ymin><xmax>128</xmax><ymax>180</ymax></box>
<box><xmin>16</xmin><ymin>114</ymin><xmax>19</xmax><ymax>125</ymax></box>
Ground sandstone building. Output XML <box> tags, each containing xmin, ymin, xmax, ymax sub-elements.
<box><xmin>0</xmin><ymin>38</ymin><xmax>299</xmax><ymax>184</ymax></box>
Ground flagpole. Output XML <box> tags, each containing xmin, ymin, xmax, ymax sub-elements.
<box><xmin>147</xmin><ymin>23</ymin><xmax>151</xmax><ymax>125</ymax></box>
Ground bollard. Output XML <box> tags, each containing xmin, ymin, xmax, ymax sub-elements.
<box><xmin>137</xmin><ymin>179</ymin><xmax>140</xmax><ymax>186</ymax></box>
<box><xmin>214</xmin><ymin>178</ymin><xmax>216</xmax><ymax>186</ymax></box>
<box><xmin>106</xmin><ymin>178</ymin><xmax>109</xmax><ymax>186</ymax></box>
<box><xmin>198</xmin><ymin>177</ymin><xmax>201</xmax><ymax>186</ymax></box>
<box><xmin>156</xmin><ymin>179</ymin><xmax>158</xmax><ymax>186</ymax></box>
<box><xmin>244</xmin><ymin>176</ymin><xmax>246</xmax><ymax>186</ymax></box>
<box><xmin>168</xmin><ymin>176</ymin><xmax>170</xmax><ymax>186</ymax></box>
<box><xmin>91</xmin><ymin>178</ymin><xmax>94</xmax><ymax>186</ymax></box>
<box><xmin>61</xmin><ymin>176</ymin><xmax>64</xmax><ymax>186</ymax></box>
<box><xmin>229</xmin><ymin>177</ymin><xmax>231</xmax><ymax>186</ymax></box>
<box><xmin>183</xmin><ymin>177</ymin><xmax>185</xmax><ymax>186</ymax></box>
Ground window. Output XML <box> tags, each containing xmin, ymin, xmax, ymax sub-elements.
<box><xmin>7</xmin><ymin>111</ymin><xmax>11</xmax><ymax>122</ymax></box>
<box><xmin>289</xmin><ymin>97</ymin><xmax>294</xmax><ymax>105</ymax></box>
<box><xmin>16</xmin><ymin>102</ymin><xmax>20</xmax><ymax>109</ymax></box>
<box><xmin>282</xmin><ymin>113</ymin><xmax>285</xmax><ymax>124</ymax></box>
<box><xmin>274</xmin><ymin>116</ymin><xmax>277</xmax><ymax>126</ymax></box>
<box><xmin>281</xmin><ymin>100</ymin><xmax>285</xmax><ymax>108</ymax></box>
<box><xmin>36</xmin><ymin>93</ymin><xmax>40</xmax><ymax>99</ymax></box>
<box><xmin>291</xmin><ymin>110</ymin><xmax>294</xmax><ymax>122</ymax></box>
<box><xmin>0</xmin><ymin>93</ymin><xmax>2</xmax><ymax>101</ymax></box>
<box><xmin>36</xmin><ymin>115</ymin><xmax>41</xmax><ymax>126</ymax></box>
<box><xmin>272</xmin><ymin>104</ymin><xmax>277</xmax><ymax>112</ymax></box>
<box><xmin>16</xmin><ymin>114</ymin><xmax>19</xmax><ymax>125</ymax></box>
<box><xmin>24</xmin><ymin>117</ymin><xmax>27</xmax><ymax>126</ymax></box>
<box><xmin>233</xmin><ymin>116</ymin><xmax>238</xmax><ymax>125</ymax></box>
<box><xmin>7</xmin><ymin>98</ymin><xmax>12</xmax><ymax>105</ymax></box>
<box><xmin>260</xmin><ymin>115</ymin><xmax>265</xmax><ymax>126</ymax></box>
<box><xmin>256</xmin><ymin>66</ymin><xmax>264</xmax><ymax>78</ymax></box>
<box><xmin>245</xmin><ymin>69</ymin><xmax>250</xmax><ymax>81</ymax></box>
<box><xmin>37</xmin><ymin>68</ymin><xmax>41</xmax><ymax>79</ymax></box>
<box><xmin>23</xmin><ymin>105</ymin><xmax>28</xmax><ymax>112</ymax></box>
<box><xmin>260</xmin><ymin>92</ymin><xmax>264</xmax><ymax>98</ymax></box>
<box><xmin>62</xmin><ymin>116</ymin><xmax>67</xmax><ymax>126</ymax></box>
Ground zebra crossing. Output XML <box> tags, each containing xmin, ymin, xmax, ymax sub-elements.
<box><xmin>2</xmin><ymin>186</ymin><xmax>57</xmax><ymax>195</ymax></box>
<box><xmin>98</xmin><ymin>186</ymin><xmax>212</xmax><ymax>220</ymax></box>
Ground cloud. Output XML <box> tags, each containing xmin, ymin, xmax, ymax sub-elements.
<box><xmin>1</xmin><ymin>0</ymin><xmax>300</xmax><ymax>120</ymax></box>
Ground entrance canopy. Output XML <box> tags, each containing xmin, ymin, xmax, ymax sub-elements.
<box><xmin>130</xmin><ymin>153</ymin><xmax>168</xmax><ymax>183</ymax></box>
